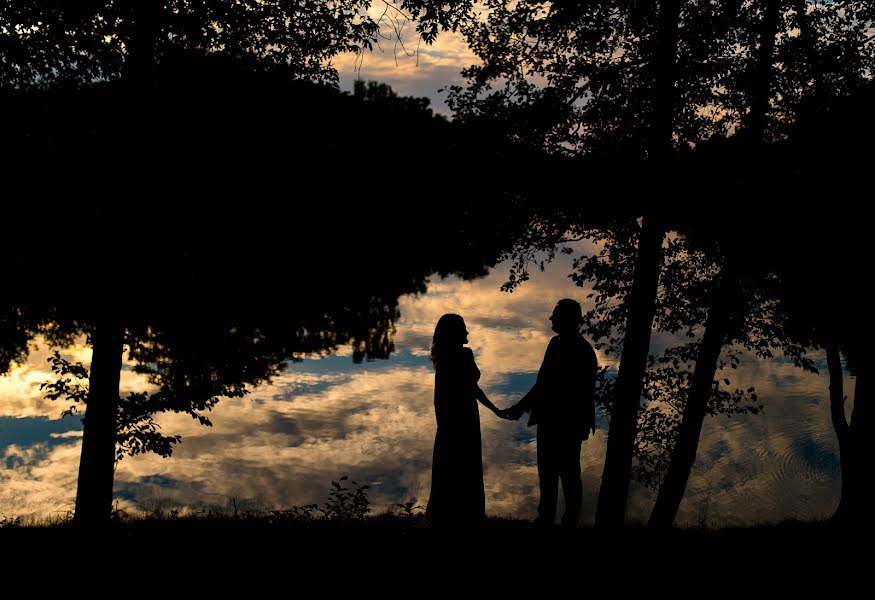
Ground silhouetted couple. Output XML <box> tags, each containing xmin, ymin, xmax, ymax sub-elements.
<box><xmin>423</xmin><ymin>299</ymin><xmax>598</xmax><ymax>529</ymax></box>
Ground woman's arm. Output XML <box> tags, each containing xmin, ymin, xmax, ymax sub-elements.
<box><xmin>473</xmin><ymin>382</ymin><xmax>501</xmax><ymax>415</ymax></box>
<box><xmin>464</xmin><ymin>348</ymin><xmax>502</xmax><ymax>416</ymax></box>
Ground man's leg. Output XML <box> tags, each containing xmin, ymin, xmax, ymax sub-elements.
<box><xmin>558</xmin><ymin>438</ymin><xmax>583</xmax><ymax>528</ymax></box>
<box><xmin>536</xmin><ymin>427</ymin><xmax>559</xmax><ymax>526</ymax></box>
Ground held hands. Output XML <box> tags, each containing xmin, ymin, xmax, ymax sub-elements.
<box><xmin>495</xmin><ymin>406</ymin><xmax>521</xmax><ymax>421</ymax></box>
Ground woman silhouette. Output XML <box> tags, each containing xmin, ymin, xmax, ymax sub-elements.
<box><xmin>424</xmin><ymin>314</ymin><xmax>503</xmax><ymax>525</ymax></box>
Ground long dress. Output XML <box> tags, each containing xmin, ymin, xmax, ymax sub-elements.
<box><xmin>425</xmin><ymin>346</ymin><xmax>486</xmax><ymax>524</ymax></box>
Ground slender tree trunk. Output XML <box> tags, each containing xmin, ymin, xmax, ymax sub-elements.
<box><xmin>650</xmin><ymin>0</ymin><xmax>680</xmax><ymax>161</ymax></box>
<box><xmin>73</xmin><ymin>2</ymin><xmax>154</xmax><ymax>526</ymax></box>
<box><xmin>835</xmin><ymin>356</ymin><xmax>870</xmax><ymax>522</ymax></box>
<box><xmin>792</xmin><ymin>0</ymin><xmax>815</xmax><ymax>74</ymax></box>
<box><xmin>595</xmin><ymin>0</ymin><xmax>679</xmax><ymax>528</ymax></box>
<box><xmin>827</xmin><ymin>344</ymin><xmax>853</xmax><ymax>521</ymax></box>
<box><xmin>74</xmin><ymin>316</ymin><xmax>124</xmax><ymax>526</ymax></box>
<box><xmin>646</xmin><ymin>2</ymin><xmax>781</xmax><ymax>527</ymax></box>
<box><xmin>791</xmin><ymin>0</ymin><xmax>820</xmax><ymax>127</ymax></box>
<box><xmin>849</xmin><ymin>362</ymin><xmax>871</xmax><ymax>504</ymax></box>
<box><xmin>596</xmin><ymin>217</ymin><xmax>664</xmax><ymax>526</ymax></box>
<box><xmin>748</xmin><ymin>0</ymin><xmax>780</xmax><ymax>140</ymax></box>
<box><xmin>648</xmin><ymin>274</ymin><xmax>736</xmax><ymax>527</ymax></box>
<box><xmin>122</xmin><ymin>0</ymin><xmax>159</xmax><ymax>86</ymax></box>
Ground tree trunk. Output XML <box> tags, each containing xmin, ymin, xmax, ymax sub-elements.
<box><xmin>646</xmin><ymin>1</ymin><xmax>779</xmax><ymax>526</ymax></box>
<box><xmin>594</xmin><ymin>0</ymin><xmax>678</xmax><ymax>528</ymax></box>
<box><xmin>748</xmin><ymin>0</ymin><xmax>780</xmax><ymax>141</ymax></box>
<box><xmin>122</xmin><ymin>0</ymin><xmax>160</xmax><ymax>86</ymax></box>
<box><xmin>73</xmin><ymin>3</ymin><xmax>153</xmax><ymax>526</ymax></box>
<box><xmin>647</xmin><ymin>274</ymin><xmax>736</xmax><ymax>527</ymax></box>
<box><xmin>649</xmin><ymin>0</ymin><xmax>680</xmax><ymax>161</ymax></box>
<box><xmin>74</xmin><ymin>316</ymin><xmax>124</xmax><ymax>526</ymax></box>
<box><xmin>646</xmin><ymin>3</ymin><xmax>780</xmax><ymax>527</ymax></box>
<box><xmin>791</xmin><ymin>0</ymin><xmax>820</xmax><ymax>127</ymax></box>
<box><xmin>596</xmin><ymin>216</ymin><xmax>664</xmax><ymax>527</ymax></box>
<box><xmin>827</xmin><ymin>344</ymin><xmax>853</xmax><ymax>521</ymax></box>
<box><xmin>849</xmin><ymin>362</ymin><xmax>871</xmax><ymax>514</ymax></box>
<box><xmin>835</xmin><ymin>355</ymin><xmax>870</xmax><ymax>522</ymax></box>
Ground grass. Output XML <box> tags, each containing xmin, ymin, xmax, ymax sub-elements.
<box><xmin>3</xmin><ymin>476</ymin><xmax>869</xmax><ymax>596</ymax></box>
<box><xmin>1</xmin><ymin>512</ymin><xmax>867</xmax><ymax>597</ymax></box>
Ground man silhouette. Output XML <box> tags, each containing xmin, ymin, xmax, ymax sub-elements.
<box><xmin>503</xmin><ymin>299</ymin><xmax>598</xmax><ymax>528</ymax></box>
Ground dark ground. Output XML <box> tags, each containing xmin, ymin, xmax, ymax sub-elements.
<box><xmin>1</xmin><ymin>516</ymin><xmax>867</xmax><ymax>597</ymax></box>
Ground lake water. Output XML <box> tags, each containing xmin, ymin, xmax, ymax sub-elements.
<box><xmin>0</xmin><ymin>254</ymin><xmax>852</xmax><ymax>526</ymax></box>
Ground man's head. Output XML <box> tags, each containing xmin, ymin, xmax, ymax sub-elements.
<box><xmin>550</xmin><ymin>299</ymin><xmax>582</xmax><ymax>335</ymax></box>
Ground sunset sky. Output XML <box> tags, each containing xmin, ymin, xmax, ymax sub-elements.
<box><xmin>0</xmin><ymin>8</ymin><xmax>862</xmax><ymax>528</ymax></box>
<box><xmin>335</xmin><ymin>26</ymin><xmax>476</xmax><ymax>115</ymax></box>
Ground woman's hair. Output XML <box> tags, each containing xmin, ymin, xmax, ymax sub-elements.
<box><xmin>430</xmin><ymin>313</ymin><xmax>465</xmax><ymax>366</ymax></box>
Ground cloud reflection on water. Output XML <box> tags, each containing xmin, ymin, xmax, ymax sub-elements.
<box><xmin>0</xmin><ymin>253</ymin><xmax>852</xmax><ymax>526</ymax></box>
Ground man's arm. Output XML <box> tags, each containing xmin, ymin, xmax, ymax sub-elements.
<box><xmin>505</xmin><ymin>338</ymin><xmax>556</xmax><ymax>420</ymax></box>
<box><xmin>505</xmin><ymin>387</ymin><xmax>538</xmax><ymax>421</ymax></box>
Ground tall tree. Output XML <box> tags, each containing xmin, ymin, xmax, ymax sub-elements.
<box><xmin>647</xmin><ymin>0</ymin><xmax>781</xmax><ymax>527</ymax></box>
<box><xmin>1</xmin><ymin>2</ymin><xmax>380</xmax><ymax>524</ymax></box>
<box><xmin>777</xmin><ymin>79</ymin><xmax>875</xmax><ymax>522</ymax></box>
